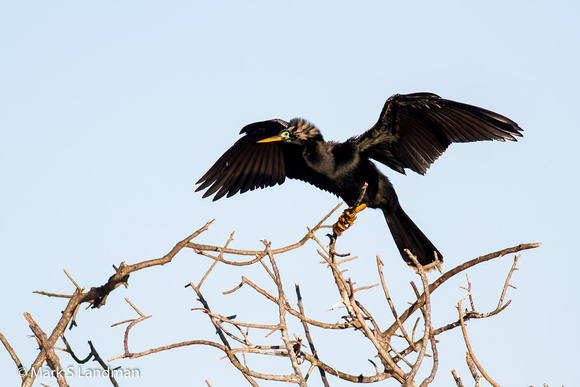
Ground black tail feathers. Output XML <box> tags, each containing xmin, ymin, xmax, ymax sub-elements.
<box><xmin>383</xmin><ymin>205</ymin><xmax>442</xmax><ymax>267</ymax></box>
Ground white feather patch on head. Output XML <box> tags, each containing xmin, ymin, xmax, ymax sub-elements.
<box><xmin>288</xmin><ymin>118</ymin><xmax>323</xmax><ymax>141</ymax></box>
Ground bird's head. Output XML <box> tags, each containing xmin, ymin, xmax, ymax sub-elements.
<box><xmin>257</xmin><ymin>118</ymin><xmax>323</xmax><ymax>144</ymax></box>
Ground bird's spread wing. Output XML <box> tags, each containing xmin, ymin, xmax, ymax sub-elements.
<box><xmin>354</xmin><ymin>92</ymin><xmax>523</xmax><ymax>175</ymax></box>
<box><xmin>197</xmin><ymin>119</ymin><xmax>322</xmax><ymax>201</ymax></box>
<box><xmin>195</xmin><ymin>119</ymin><xmax>290</xmax><ymax>201</ymax></box>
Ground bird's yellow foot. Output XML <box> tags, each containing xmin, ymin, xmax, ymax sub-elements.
<box><xmin>332</xmin><ymin>203</ymin><xmax>367</xmax><ymax>236</ymax></box>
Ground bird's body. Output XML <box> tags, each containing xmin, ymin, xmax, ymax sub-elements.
<box><xmin>196</xmin><ymin>92</ymin><xmax>522</xmax><ymax>267</ymax></box>
<box><xmin>287</xmin><ymin>138</ymin><xmax>395</xmax><ymax>208</ymax></box>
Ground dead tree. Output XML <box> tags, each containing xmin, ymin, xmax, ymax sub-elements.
<box><xmin>0</xmin><ymin>200</ymin><xmax>541</xmax><ymax>386</ymax></box>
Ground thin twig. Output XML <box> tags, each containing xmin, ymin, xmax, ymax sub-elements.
<box><xmin>460</xmin><ymin>273</ymin><xmax>475</xmax><ymax>311</ymax></box>
<box><xmin>451</xmin><ymin>369</ymin><xmax>464</xmax><ymax>387</ymax></box>
<box><xmin>63</xmin><ymin>269</ymin><xmax>83</xmax><ymax>291</ymax></box>
<box><xmin>88</xmin><ymin>341</ymin><xmax>120</xmax><ymax>387</ymax></box>
<box><xmin>404</xmin><ymin>250</ymin><xmax>432</xmax><ymax>386</ymax></box>
<box><xmin>60</xmin><ymin>335</ymin><xmax>92</xmax><ymax>364</ymax></box>
<box><xmin>376</xmin><ymin>254</ymin><xmax>417</xmax><ymax>351</ymax></box>
<box><xmin>466</xmin><ymin>352</ymin><xmax>484</xmax><ymax>387</ymax></box>
<box><xmin>113</xmin><ymin>298</ymin><xmax>152</xmax><ymax>358</ymax></box>
<box><xmin>457</xmin><ymin>299</ymin><xmax>500</xmax><ymax>387</ymax></box>
<box><xmin>420</xmin><ymin>335</ymin><xmax>438</xmax><ymax>387</ymax></box>
<box><xmin>32</xmin><ymin>291</ymin><xmax>73</xmax><ymax>298</ymax></box>
<box><xmin>295</xmin><ymin>284</ymin><xmax>329</xmax><ymax>387</ymax></box>
<box><xmin>266</xmin><ymin>246</ymin><xmax>307</xmax><ymax>386</ymax></box>
<box><xmin>497</xmin><ymin>255</ymin><xmax>520</xmax><ymax>309</ymax></box>
<box><xmin>0</xmin><ymin>331</ymin><xmax>25</xmax><ymax>380</ymax></box>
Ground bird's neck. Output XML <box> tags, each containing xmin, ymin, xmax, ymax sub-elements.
<box><xmin>301</xmin><ymin>141</ymin><xmax>335</xmax><ymax>175</ymax></box>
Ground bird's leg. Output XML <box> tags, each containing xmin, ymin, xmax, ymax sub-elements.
<box><xmin>332</xmin><ymin>203</ymin><xmax>367</xmax><ymax>236</ymax></box>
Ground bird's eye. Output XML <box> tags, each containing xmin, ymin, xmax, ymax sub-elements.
<box><xmin>281</xmin><ymin>131</ymin><xmax>290</xmax><ymax>139</ymax></box>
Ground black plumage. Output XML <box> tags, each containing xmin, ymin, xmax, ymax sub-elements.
<box><xmin>196</xmin><ymin>92</ymin><xmax>522</xmax><ymax>267</ymax></box>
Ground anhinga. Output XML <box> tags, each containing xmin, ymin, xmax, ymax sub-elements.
<box><xmin>196</xmin><ymin>92</ymin><xmax>522</xmax><ymax>267</ymax></box>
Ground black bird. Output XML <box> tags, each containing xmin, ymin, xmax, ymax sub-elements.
<box><xmin>196</xmin><ymin>92</ymin><xmax>522</xmax><ymax>267</ymax></box>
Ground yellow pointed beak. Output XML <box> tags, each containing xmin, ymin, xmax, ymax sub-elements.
<box><xmin>257</xmin><ymin>135</ymin><xmax>283</xmax><ymax>143</ymax></box>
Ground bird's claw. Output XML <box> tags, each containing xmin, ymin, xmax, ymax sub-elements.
<box><xmin>332</xmin><ymin>203</ymin><xmax>367</xmax><ymax>236</ymax></box>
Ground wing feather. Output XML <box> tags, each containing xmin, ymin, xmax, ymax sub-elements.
<box><xmin>354</xmin><ymin>92</ymin><xmax>522</xmax><ymax>175</ymax></box>
<box><xmin>196</xmin><ymin>138</ymin><xmax>249</xmax><ymax>193</ymax></box>
<box><xmin>204</xmin><ymin>137</ymin><xmax>257</xmax><ymax>200</ymax></box>
<box><xmin>195</xmin><ymin>120</ymin><xmax>290</xmax><ymax>200</ymax></box>
<box><xmin>225</xmin><ymin>142</ymin><xmax>260</xmax><ymax>198</ymax></box>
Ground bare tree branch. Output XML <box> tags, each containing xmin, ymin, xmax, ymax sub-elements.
<box><xmin>0</xmin><ymin>331</ymin><xmax>25</xmax><ymax>381</ymax></box>
<box><xmin>295</xmin><ymin>284</ymin><xmax>329</xmax><ymax>387</ymax></box>
<box><xmin>457</xmin><ymin>298</ymin><xmax>499</xmax><ymax>387</ymax></box>
<box><xmin>5</xmin><ymin>199</ymin><xmax>541</xmax><ymax>386</ymax></box>
<box><xmin>23</xmin><ymin>312</ymin><xmax>67</xmax><ymax>387</ymax></box>
<box><xmin>384</xmin><ymin>242</ymin><xmax>541</xmax><ymax>337</ymax></box>
<box><xmin>404</xmin><ymin>250</ymin><xmax>433</xmax><ymax>386</ymax></box>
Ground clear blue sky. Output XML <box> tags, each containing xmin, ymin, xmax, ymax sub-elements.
<box><xmin>1</xmin><ymin>1</ymin><xmax>578</xmax><ymax>386</ymax></box>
